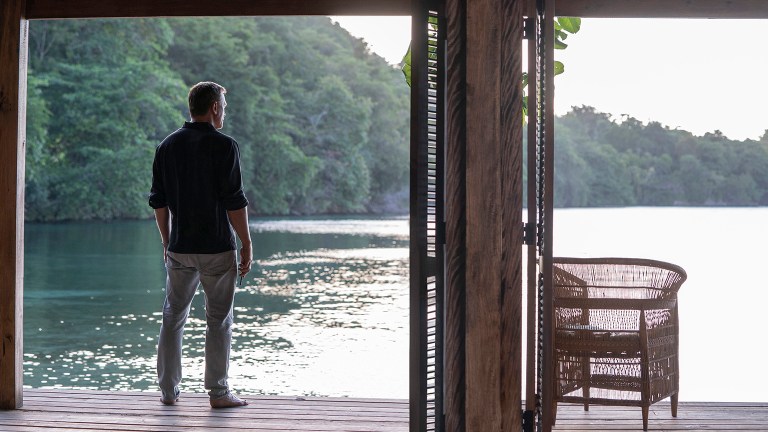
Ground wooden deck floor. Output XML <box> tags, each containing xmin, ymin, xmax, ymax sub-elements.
<box><xmin>0</xmin><ymin>389</ymin><xmax>766</xmax><ymax>431</ymax></box>
<box><xmin>1</xmin><ymin>389</ymin><xmax>408</xmax><ymax>431</ymax></box>
<box><xmin>551</xmin><ymin>402</ymin><xmax>768</xmax><ymax>431</ymax></box>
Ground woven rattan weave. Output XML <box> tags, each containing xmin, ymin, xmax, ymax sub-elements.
<box><xmin>551</xmin><ymin>257</ymin><xmax>687</xmax><ymax>431</ymax></box>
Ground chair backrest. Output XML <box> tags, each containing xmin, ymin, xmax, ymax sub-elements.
<box><xmin>552</xmin><ymin>257</ymin><xmax>687</xmax><ymax>331</ymax></box>
<box><xmin>553</xmin><ymin>257</ymin><xmax>687</xmax><ymax>300</ymax></box>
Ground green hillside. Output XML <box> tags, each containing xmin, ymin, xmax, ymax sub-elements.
<box><xmin>25</xmin><ymin>17</ymin><xmax>410</xmax><ymax>221</ymax></box>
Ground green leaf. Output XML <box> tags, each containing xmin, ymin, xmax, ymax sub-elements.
<box><xmin>522</xmin><ymin>72</ymin><xmax>528</xmax><ymax>88</ymax></box>
<box><xmin>402</xmin><ymin>44</ymin><xmax>412</xmax><ymax>87</ymax></box>
<box><xmin>522</xmin><ymin>95</ymin><xmax>528</xmax><ymax>124</ymax></box>
<box><xmin>557</xmin><ymin>17</ymin><xmax>581</xmax><ymax>34</ymax></box>
<box><xmin>554</xmin><ymin>61</ymin><xmax>564</xmax><ymax>76</ymax></box>
<box><xmin>555</xmin><ymin>39</ymin><xmax>568</xmax><ymax>50</ymax></box>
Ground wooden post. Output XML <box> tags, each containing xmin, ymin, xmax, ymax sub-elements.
<box><xmin>498</xmin><ymin>0</ymin><xmax>525</xmax><ymax>430</ymax></box>
<box><xmin>444</xmin><ymin>0</ymin><xmax>467</xmax><ymax>429</ymax></box>
<box><xmin>0</xmin><ymin>0</ymin><xmax>28</xmax><ymax>410</ymax></box>
<box><xmin>450</xmin><ymin>0</ymin><xmax>524</xmax><ymax>429</ymax></box>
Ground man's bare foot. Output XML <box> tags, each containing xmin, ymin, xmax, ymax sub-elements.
<box><xmin>210</xmin><ymin>392</ymin><xmax>248</xmax><ymax>408</ymax></box>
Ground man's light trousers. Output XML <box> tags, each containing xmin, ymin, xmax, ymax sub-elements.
<box><xmin>157</xmin><ymin>250</ymin><xmax>237</xmax><ymax>400</ymax></box>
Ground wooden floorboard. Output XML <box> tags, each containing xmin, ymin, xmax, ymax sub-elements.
<box><xmin>5</xmin><ymin>390</ymin><xmax>408</xmax><ymax>432</ymax></box>
<box><xmin>551</xmin><ymin>402</ymin><xmax>768</xmax><ymax>431</ymax></box>
<box><xmin>1</xmin><ymin>390</ymin><xmax>767</xmax><ymax>431</ymax></box>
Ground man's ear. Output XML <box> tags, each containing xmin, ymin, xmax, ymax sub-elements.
<box><xmin>212</xmin><ymin>102</ymin><xmax>219</xmax><ymax>115</ymax></box>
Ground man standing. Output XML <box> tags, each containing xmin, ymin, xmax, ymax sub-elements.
<box><xmin>149</xmin><ymin>81</ymin><xmax>251</xmax><ymax>408</ymax></box>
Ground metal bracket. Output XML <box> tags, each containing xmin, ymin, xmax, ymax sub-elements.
<box><xmin>437</xmin><ymin>220</ymin><xmax>446</xmax><ymax>245</ymax></box>
<box><xmin>523</xmin><ymin>17</ymin><xmax>534</xmax><ymax>40</ymax></box>
<box><xmin>523</xmin><ymin>222</ymin><xmax>536</xmax><ymax>246</ymax></box>
<box><xmin>522</xmin><ymin>409</ymin><xmax>536</xmax><ymax>432</ymax></box>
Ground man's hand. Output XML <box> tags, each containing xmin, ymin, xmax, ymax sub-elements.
<box><xmin>238</xmin><ymin>241</ymin><xmax>253</xmax><ymax>278</ymax></box>
<box><xmin>154</xmin><ymin>207</ymin><xmax>171</xmax><ymax>263</ymax></box>
<box><xmin>227</xmin><ymin>206</ymin><xmax>253</xmax><ymax>280</ymax></box>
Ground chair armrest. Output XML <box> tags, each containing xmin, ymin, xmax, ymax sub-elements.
<box><xmin>643</xmin><ymin>304</ymin><xmax>677</xmax><ymax>332</ymax></box>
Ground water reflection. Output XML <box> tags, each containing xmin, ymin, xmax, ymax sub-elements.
<box><xmin>24</xmin><ymin>217</ymin><xmax>409</xmax><ymax>397</ymax></box>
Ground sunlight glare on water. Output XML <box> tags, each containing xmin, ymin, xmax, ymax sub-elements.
<box><xmin>251</xmin><ymin>217</ymin><xmax>409</xmax><ymax>239</ymax></box>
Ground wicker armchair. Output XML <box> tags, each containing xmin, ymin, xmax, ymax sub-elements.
<box><xmin>551</xmin><ymin>257</ymin><xmax>687</xmax><ymax>431</ymax></box>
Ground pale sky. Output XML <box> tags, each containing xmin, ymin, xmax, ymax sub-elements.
<box><xmin>331</xmin><ymin>16</ymin><xmax>412</xmax><ymax>65</ymax></box>
<box><xmin>332</xmin><ymin>17</ymin><xmax>768</xmax><ymax>141</ymax></box>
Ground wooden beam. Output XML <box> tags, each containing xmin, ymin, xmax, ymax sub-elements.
<box><xmin>464</xmin><ymin>0</ymin><xmax>524</xmax><ymax>429</ymax></box>
<box><xmin>0</xmin><ymin>0</ymin><xmax>28</xmax><ymax>410</ymax></box>
<box><xmin>26</xmin><ymin>0</ymin><xmax>768</xmax><ymax>20</ymax></box>
<box><xmin>25</xmin><ymin>0</ymin><xmax>411</xmax><ymax>19</ymax></box>
<box><xmin>556</xmin><ymin>0</ymin><xmax>768</xmax><ymax>18</ymax></box>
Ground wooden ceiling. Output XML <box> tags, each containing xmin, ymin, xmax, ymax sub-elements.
<box><xmin>24</xmin><ymin>0</ymin><xmax>413</xmax><ymax>19</ymax></box>
<box><xmin>557</xmin><ymin>0</ymin><xmax>768</xmax><ymax>18</ymax></box>
<box><xmin>24</xmin><ymin>0</ymin><xmax>768</xmax><ymax>19</ymax></box>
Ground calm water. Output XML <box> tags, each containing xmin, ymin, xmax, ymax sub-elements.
<box><xmin>24</xmin><ymin>217</ymin><xmax>409</xmax><ymax>397</ymax></box>
<box><xmin>24</xmin><ymin>209</ymin><xmax>767</xmax><ymax>401</ymax></box>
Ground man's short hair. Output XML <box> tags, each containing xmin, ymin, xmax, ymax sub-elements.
<box><xmin>188</xmin><ymin>82</ymin><xmax>227</xmax><ymax>117</ymax></box>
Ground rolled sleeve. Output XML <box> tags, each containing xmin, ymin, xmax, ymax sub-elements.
<box><xmin>148</xmin><ymin>190</ymin><xmax>167</xmax><ymax>209</ymax></box>
<box><xmin>219</xmin><ymin>140</ymin><xmax>249</xmax><ymax>211</ymax></box>
<box><xmin>148</xmin><ymin>146</ymin><xmax>168</xmax><ymax>209</ymax></box>
<box><xmin>221</xmin><ymin>188</ymin><xmax>249</xmax><ymax>211</ymax></box>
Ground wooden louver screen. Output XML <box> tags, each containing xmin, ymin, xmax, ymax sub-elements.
<box><xmin>425</xmin><ymin>8</ymin><xmax>443</xmax><ymax>432</ymax></box>
<box><xmin>410</xmin><ymin>3</ymin><xmax>445</xmax><ymax>432</ymax></box>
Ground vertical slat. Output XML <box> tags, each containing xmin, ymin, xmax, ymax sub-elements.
<box><xmin>499</xmin><ymin>0</ymin><xmax>524</xmax><ymax>430</ymax></box>
<box><xmin>540</xmin><ymin>0</ymin><xmax>556</xmax><ymax>430</ymax></box>
<box><xmin>525</xmin><ymin>0</ymin><xmax>539</xmax><ymax>416</ymax></box>
<box><xmin>0</xmin><ymin>0</ymin><xmax>28</xmax><ymax>410</ymax></box>
<box><xmin>444</xmin><ymin>0</ymin><xmax>467</xmax><ymax>428</ymax></box>
<box><xmin>640</xmin><ymin>309</ymin><xmax>650</xmax><ymax>431</ymax></box>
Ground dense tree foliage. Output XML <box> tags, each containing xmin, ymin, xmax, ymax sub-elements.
<box><xmin>26</xmin><ymin>17</ymin><xmax>409</xmax><ymax>221</ymax></box>
<box><xmin>25</xmin><ymin>18</ymin><xmax>768</xmax><ymax>222</ymax></box>
<box><xmin>527</xmin><ymin>106</ymin><xmax>768</xmax><ymax>207</ymax></box>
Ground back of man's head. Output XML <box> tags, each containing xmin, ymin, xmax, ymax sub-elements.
<box><xmin>188</xmin><ymin>82</ymin><xmax>227</xmax><ymax>117</ymax></box>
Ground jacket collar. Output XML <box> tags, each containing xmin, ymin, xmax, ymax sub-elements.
<box><xmin>182</xmin><ymin>121</ymin><xmax>216</xmax><ymax>131</ymax></box>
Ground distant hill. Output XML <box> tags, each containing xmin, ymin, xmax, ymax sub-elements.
<box><xmin>525</xmin><ymin>106</ymin><xmax>768</xmax><ymax>207</ymax></box>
